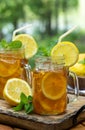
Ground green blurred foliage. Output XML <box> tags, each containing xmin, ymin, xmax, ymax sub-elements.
<box><xmin>0</xmin><ymin>0</ymin><xmax>79</xmax><ymax>38</ymax></box>
<box><xmin>0</xmin><ymin>0</ymin><xmax>85</xmax><ymax>59</ymax></box>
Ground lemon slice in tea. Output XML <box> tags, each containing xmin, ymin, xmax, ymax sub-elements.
<box><xmin>51</xmin><ymin>41</ymin><xmax>79</xmax><ymax>67</ymax></box>
<box><xmin>42</xmin><ymin>72</ymin><xmax>66</xmax><ymax>100</ymax></box>
<box><xmin>13</xmin><ymin>34</ymin><xmax>38</xmax><ymax>59</ymax></box>
<box><xmin>0</xmin><ymin>58</ymin><xmax>20</xmax><ymax>77</ymax></box>
<box><xmin>3</xmin><ymin>78</ymin><xmax>32</xmax><ymax>106</ymax></box>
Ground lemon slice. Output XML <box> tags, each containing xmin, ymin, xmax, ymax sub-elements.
<box><xmin>42</xmin><ymin>72</ymin><xmax>66</xmax><ymax>100</ymax></box>
<box><xmin>0</xmin><ymin>58</ymin><xmax>20</xmax><ymax>77</ymax></box>
<box><xmin>51</xmin><ymin>41</ymin><xmax>79</xmax><ymax>67</ymax></box>
<box><xmin>70</xmin><ymin>53</ymin><xmax>85</xmax><ymax>76</ymax></box>
<box><xmin>13</xmin><ymin>34</ymin><xmax>38</xmax><ymax>59</ymax></box>
<box><xmin>3</xmin><ymin>78</ymin><xmax>32</xmax><ymax>106</ymax></box>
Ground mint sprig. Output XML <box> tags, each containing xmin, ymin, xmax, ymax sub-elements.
<box><xmin>13</xmin><ymin>93</ymin><xmax>33</xmax><ymax>114</ymax></box>
<box><xmin>78</xmin><ymin>58</ymin><xmax>85</xmax><ymax>64</ymax></box>
<box><xmin>8</xmin><ymin>41</ymin><xmax>22</xmax><ymax>49</ymax></box>
<box><xmin>0</xmin><ymin>39</ymin><xmax>22</xmax><ymax>50</ymax></box>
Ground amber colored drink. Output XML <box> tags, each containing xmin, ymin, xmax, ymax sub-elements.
<box><xmin>0</xmin><ymin>49</ymin><xmax>28</xmax><ymax>98</ymax></box>
<box><xmin>32</xmin><ymin>57</ymin><xmax>67</xmax><ymax>115</ymax></box>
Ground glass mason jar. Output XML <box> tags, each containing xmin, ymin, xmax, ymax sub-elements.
<box><xmin>32</xmin><ymin>56</ymin><xmax>79</xmax><ymax>115</ymax></box>
<box><xmin>0</xmin><ymin>48</ymin><xmax>30</xmax><ymax>98</ymax></box>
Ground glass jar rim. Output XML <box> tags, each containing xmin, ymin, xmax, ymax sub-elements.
<box><xmin>0</xmin><ymin>47</ymin><xmax>25</xmax><ymax>59</ymax></box>
<box><xmin>0</xmin><ymin>46</ymin><xmax>24</xmax><ymax>53</ymax></box>
<box><xmin>35</xmin><ymin>55</ymin><xmax>65</xmax><ymax>65</ymax></box>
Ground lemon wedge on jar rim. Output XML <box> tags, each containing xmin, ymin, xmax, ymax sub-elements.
<box><xmin>51</xmin><ymin>41</ymin><xmax>79</xmax><ymax>67</ymax></box>
<box><xmin>13</xmin><ymin>34</ymin><xmax>38</xmax><ymax>59</ymax></box>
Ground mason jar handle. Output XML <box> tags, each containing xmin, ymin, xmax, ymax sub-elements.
<box><xmin>24</xmin><ymin>64</ymin><xmax>32</xmax><ymax>86</ymax></box>
<box><xmin>69</xmin><ymin>71</ymin><xmax>79</xmax><ymax>101</ymax></box>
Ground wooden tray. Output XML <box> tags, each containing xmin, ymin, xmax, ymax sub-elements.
<box><xmin>0</xmin><ymin>95</ymin><xmax>85</xmax><ymax>130</ymax></box>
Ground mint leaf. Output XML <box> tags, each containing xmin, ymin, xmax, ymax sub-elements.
<box><xmin>28</xmin><ymin>95</ymin><xmax>33</xmax><ymax>102</ymax></box>
<box><xmin>78</xmin><ymin>58</ymin><xmax>85</xmax><ymax>64</ymax></box>
<box><xmin>20</xmin><ymin>92</ymin><xmax>28</xmax><ymax>104</ymax></box>
<box><xmin>24</xmin><ymin>103</ymin><xmax>30</xmax><ymax>112</ymax></box>
<box><xmin>0</xmin><ymin>39</ymin><xmax>22</xmax><ymax>50</ymax></box>
<box><xmin>24</xmin><ymin>96</ymin><xmax>33</xmax><ymax>114</ymax></box>
<box><xmin>0</xmin><ymin>39</ymin><xmax>8</xmax><ymax>49</ymax></box>
<box><xmin>25</xmin><ymin>103</ymin><xmax>34</xmax><ymax>114</ymax></box>
<box><xmin>13</xmin><ymin>93</ymin><xmax>33</xmax><ymax>114</ymax></box>
<box><xmin>9</xmin><ymin>41</ymin><xmax>22</xmax><ymax>49</ymax></box>
<box><xmin>13</xmin><ymin>101</ymin><xmax>24</xmax><ymax>111</ymax></box>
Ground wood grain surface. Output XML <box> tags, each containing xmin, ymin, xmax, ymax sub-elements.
<box><xmin>0</xmin><ymin>95</ymin><xmax>85</xmax><ymax>130</ymax></box>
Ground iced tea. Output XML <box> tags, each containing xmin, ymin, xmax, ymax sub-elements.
<box><xmin>0</xmin><ymin>49</ymin><xmax>28</xmax><ymax>98</ymax></box>
<box><xmin>32</xmin><ymin>57</ymin><xmax>67</xmax><ymax>115</ymax></box>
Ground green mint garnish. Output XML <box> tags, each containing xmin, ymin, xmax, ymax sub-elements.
<box><xmin>13</xmin><ymin>101</ymin><xmax>24</xmax><ymax>111</ymax></box>
<box><xmin>78</xmin><ymin>58</ymin><xmax>85</xmax><ymax>64</ymax></box>
<box><xmin>24</xmin><ymin>103</ymin><xmax>33</xmax><ymax>114</ymax></box>
<box><xmin>13</xmin><ymin>93</ymin><xmax>33</xmax><ymax>114</ymax></box>
<box><xmin>0</xmin><ymin>39</ymin><xmax>22</xmax><ymax>50</ymax></box>
<box><xmin>9</xmin><ymin>41</ymin><xmax>22</xmax><ymax>49</ymax></box>
<box><xmin>0</xmin><ymin>39</ymin><xmax>8</xmax><ymax>48</ymax></box>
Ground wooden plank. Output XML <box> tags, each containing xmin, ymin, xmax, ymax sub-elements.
<box><xmin>70</xmin><ymin>121</ymin><xmax>85</xmax><ymax>130</ymax></box>
<box><xmin>0</xmin><ymin>95</ymin><xmax>85</xmax><ymax>130</ymax></box>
